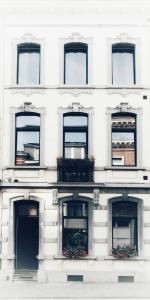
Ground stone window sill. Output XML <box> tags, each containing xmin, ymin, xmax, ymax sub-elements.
<box><xmin>54</xmin><ymin>255</ymin><xmax>97</xmax><ymax>260</ymax></box>
<box><xmin>104</xmin><ymin>166</ymin><xmax>145</xmax><ymax>171</ymax></box>
<box><xmin>6</xmin><ymin>166</ymin><xmax>47</xmax><ymax>170</ymax></box>
<box><xmin>104</xmin><ymin>256</ymin><xmax>148</xmax><ymax>261</ymax></box>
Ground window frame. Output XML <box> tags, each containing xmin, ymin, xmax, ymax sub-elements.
<box><xmin>59</xmin><ymin>34</ymin><xmax>93</xmax><ymax>87</ymax></box>
<box><xmin>63</xmin><ymin>112</ymin><xmax>88</xmax><ymax>159</ymax></box>
<box><xmin>15</xmin><ymin>112</ymin><xmax>40</xmax><ymax>166</ymax></box>
<box><xmin>9</xmin><ymin>105</ymin><xmax>45</xmax><ymax>168</ymax></box>
<box><xmin>107</xmin><ymin>35</ymin><xmax>141</xmax><ymax>87</ymax></box>
<box><xmin>64</xmin><ymin>42</ymin><xmax>88</xmax><ymax>85</ymax></box>
<box><xmin>17</xmin><ymin>43</ymin><xmax>41</xmax><ymax>85</ymax></box>
<box><xmin>109</xmin><ymin>197</ymin><xmax>143</xmax><ymax>257</ymax></box>
<box><xmin>112</xmin><ymin>43</ymin><xmax>136</xmax><ymax>86</ymax></box>
<box><xmin>58</xmin><ymin>196</ymin><xmax>93</xmax><ymax>257</ymax></box>
<box><xmin>111</xmin><ymin>112</ymin><xmax>137</xmax><ymax>167</ymax></box>
<box><xmin>106</xmin><ymin>105</ymin><xmax>142</xmax><ymax>169</ymax></box>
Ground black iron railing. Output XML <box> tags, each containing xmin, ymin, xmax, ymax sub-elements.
<box><xmin>57</xmin><ymin>158</ymin><xmax>94</xmax><ymax>182</ymax></box>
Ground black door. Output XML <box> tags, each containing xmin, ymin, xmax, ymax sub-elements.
<box><xmin>15</xmin><ymin>201</ymin><xmax>39</xmax><ymax>270</ymax></box>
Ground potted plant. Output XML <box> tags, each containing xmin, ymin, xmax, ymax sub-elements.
<box><xmin>63</xmin><ymin>232</ymin><xmax>88</xmax><ymax>259</ymax></box>
<box><xmin>112</xmin><ymin>245</ymin><xmax>137</xmax><ymax>259</ymax></box>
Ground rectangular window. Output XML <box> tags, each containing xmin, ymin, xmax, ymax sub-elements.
<box><xmin>112</xmin><ymin>43</ymin><xmax>135</xmax><ymax>86</ymax></box>
<box><xmin>112</xmin><ymin>114</ymin><xmax>136</xmax><ymax>166</ymax></box>
<box><xmin>64</xmin><ymin>43</ymin><xmax>88</xmax><ymax>85</ymax></box>
<box><xmin>17</xmin><ymin>43</ymin><xmax>40</xmax><ymax>85</ymax></box>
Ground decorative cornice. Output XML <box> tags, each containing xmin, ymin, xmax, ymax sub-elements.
<box><xmin>10</xmin><ymin>87</ymin><xmax>46</xmax><ymax>97</ymax></box>
<box><xmin>14</xmin><ymin>32</ymin><xmax>45</xmax><ymax>45</ymax></box>
<box><xmin>58</xmin><ymin>102</ymin><xmax>93</xmax><ymax>113</ymax></box>
<box><xmin>59</xmin><ymin>88</ymin><xmax>93</xmax><ymax>97</ymax></box>
<box><xmin>106</xmin><ymin>88</ymin><xmax>142</xmax><ymax>96</ymax></box>
<box><xmin>10</xmin><ymin>102</ymin><xmax>45</xmax><ymax>114</ymax></box>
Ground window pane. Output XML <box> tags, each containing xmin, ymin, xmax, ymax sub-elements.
<box><xmin>16</xmin><ymin>115</ymin><xmax>40</xmax><ymax>128</ymax></box>
<box><xmin>18</xmin><ymin>48</ymin><xmax>40</xmax><ymax>85</ymax></box>
<box><xmin>112</xmin><ymin>50</ymin><xmax>135</xmax><ymax>85</ymax></box>
<box><xmin>113</xmin><ymin>219</ymin><xmax>135</xmax><ymax>247</ymax></box>
<box><xmin>65</xmin><ymin>132</ymin><xmax>86</xmax><ymax>159</ymax></box>
<box><xmin>112</xmin><ymin>132</ymin><xmax>135</xmax><ymax>166</ymax></box>
<box><xmin>16</xmin><ymin>131</ymin><xmax>40</xmax><ymax>165</ymax></box>
<box><xmin>65</xmin><ymin>51</ymin><xmax>87</xmax><ymax>84</ymax></box>
<box><xmin>64</xmin><ymin>115</ymin><xmax>87</xmax><ymax>127</ymax></box>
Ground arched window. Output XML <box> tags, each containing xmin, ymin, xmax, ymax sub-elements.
<box><xmin>15</xmin><ymin>112</ymin><xmax>40</xmax><ymax>165</ymax></box>
<box><xmin>112</xmin><ymin>43</ymin><xmax>135</xmax><ymax>86</ymax></box>
<box><xmin>17</xmin><ymin>43</ymin><xmax>41</xmax><ymax>85</ymax></box>
<box><xmin>111</xmin><ymin>113</ymin><xmax>136</xmax><ymax>166</ymax></box>
<box><xmin>64</xmin><ymin>42</ymin><xmax>88</xmax><ymax>84</ymax></box>
<box><xmin>112</xmin><ymin>201</ymin><xmax>138</xmax><ymax>249</ymax></box>
<box><xmin>63</xmin><ymin>112</ymin><xmax>88</xmax><ymax>159</ymax></box>
<box><xmin>62</xmin><ymin>200</ymin><xmax>89</xmax><ymax>256</ymax></box>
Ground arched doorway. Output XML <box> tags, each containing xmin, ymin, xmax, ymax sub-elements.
<box><xmin>14</xmin><ymin>200</ymin><xmax>39</xmax><ymax>270</ymax></box>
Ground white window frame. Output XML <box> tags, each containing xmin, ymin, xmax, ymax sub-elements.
<box><xmin>107</xmin><ymin>33</ymin><xmax>141</xmax><ymax>87</ymax></box>
<box><xmin>12</xmin><ymin>33</ymin><xmax>45</xmax><ymax>87</ymax></box>
<box><xmin>59</xmin><ymin>33</ymin><xmax>93</xmax><ymax>87</ymax></box>
<box><xmin>9</xmin><ymin>103</ymin><xmax>45</xmax><ymax>168</ymax></box>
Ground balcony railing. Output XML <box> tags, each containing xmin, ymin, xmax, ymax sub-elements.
<box><xmin>57</xmin><ymin>158</ymin><xmax>94</xmax><ymax>182</ymax></box>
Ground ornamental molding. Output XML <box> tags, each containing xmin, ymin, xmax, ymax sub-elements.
<box><xmin>58</xmin><ymin>102</ymin><xmax>93</xmax><ymax>114</ymax></box>
<box><xmin>59</xmin><ymin>88</ymin><xmax>93</xmax><ymax>97</ymax></box>
<box><xmin>107</xmin><ymin>102</ymin><xmax>142</xmax><ymax>115</ymax></box>
<box><xmin>107</xmin><ymin>32</ymin><xmax>139</xmax><ymax>45</ymax></box>
<box><xmin>106</xmin><ymin>88</ymin><xmax>142</xmax><ymax>97</ymax></box>
<box><xmin>14</xmin><ymin>32</ymin><xmax>45</xmax><ymax>46</ymax></box>
<box><xmin>10</xmin><ymin>87</ymin><xmax>46</xmax><ymax>97</ymax></box>
<box><xmin>10</xmin><ymin>102</ymin><xmax>45</xmax><ymax>114</ymax></box>
<box><xmin>60</xmin><ymin>32</ymin><xmax>92</xmax><ymax>44</ymax></box>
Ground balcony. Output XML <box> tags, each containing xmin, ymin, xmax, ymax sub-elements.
<box><xmin>57</xmin><ymin>158</ymin><xmax>94</xmax><ymax>182</ymax></box>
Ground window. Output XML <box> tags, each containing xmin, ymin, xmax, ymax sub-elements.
<box><xmin>62</xmin><ymin>201</ymin><xmax>88</xmax><ymax>254</ymax></box>
<box><xmin>112</xmin><ymin>43</ymin><xmax>135</xmax><ymax>86</ymax></box>
<box><xmin>63</xmin><ymin>113</ymin><xmax>88</xmax><ymax>159</ymax></box>
<box><xmin>15</xmin><ymin>113</ymin><xmax>40</xmax><ymax>165</ymax></box>
<box><xmin>17</xmin><ymin>43</ymin><xmax>40</xmax><ymax>85</ymax></box>
<box><xmin>112</xmin><ymin>201</ymin><xmax>137</xmax><ymax>249</ymax></box>
<box><xmin>64</xmin><ymin>43</ymin><xmax>88</xmax><ymax>84</ymax></box>
<box><xmin>112</xmin><ymin>113</ymin><xmax>136</xmax><ymax>166</ymax></box>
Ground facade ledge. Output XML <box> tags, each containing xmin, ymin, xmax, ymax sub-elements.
<box><xmin>6</xmin><ymin>85</ymin><xmax>47</xmax><ymax>89</ymax></box>
<box><xmin>54</xmin><ymin>255</ymin><xmax>97</xmax><ymax>260</ymax></box>
<box><xmin>6</xmin><ymin>166</ymin><xmax>48</xmax><ymax>170</ymax></box>
<box><xmin>105</xmin><ymin>85</ymin><xmax>147</xmax><ymax>90</ymax></box>
<box><xmin>104</xmin><ymin>256</ymin><xmax>148</xmax><ymax>261</ymax></box>
<box><xmin>104</xmin><ymin>167</ymin><xmax>145</xmax><ymax>171</ymax></box>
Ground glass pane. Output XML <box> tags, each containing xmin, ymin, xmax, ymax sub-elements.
<box><xmin>112</xmin><ymin>115</ymin><xmax>136</xmax><ymax>129</ymax></box>
<box><xmin>65</xmin><ymin>51</ymin><xmax>87</xmax><ymax>84</ymax></box>
<box><xmin>113</xmin><ymin>219</ymin><xmax>135</xmax><ymax>248</ymax></box>
<box><xmin>112</xmin><ymin>131</ymin><xmax>135</xmax><ymax>166</ymax></box>
<box><xmin>16</xmin><ymin>131</ymin><xmax>40</xmax><ymax>165</ymax></box>
<box><xmin>16</xmin><ymin>115</ymin><xmax>40</xmax><ymax>128</ymax></box>
<box><xmin>63</xmin><ymin>202</ymin><xmax>88</xmax><ymax>217</ymax></box>
<box><xmin>18</xmin><ymin>52</ymin><xmax>40</xmax><ymax>85</ymax></box>
<box><xmin>64</xmin><ymin>115</ymin><xmax>87</xmax><ymax>126</ymax></box>
<box><xmin>65</xmin><ymin>132</ymin><xmax>86</xmax><ymax>143</ymax></box>
<box><xmin>112</xmin><ymin>51</ymin><xmax>134</xmax><ymax>85</ymax></box>
<box><xmin>65</xmin><ymin>146</ymin><xmax>86</xmax><ymax>159</ymax></box>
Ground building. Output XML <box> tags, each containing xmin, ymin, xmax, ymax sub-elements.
<box><xmin>0</xmin><ymin>0</ymin><xmax>150</xmax><ymax>284</ymax></box>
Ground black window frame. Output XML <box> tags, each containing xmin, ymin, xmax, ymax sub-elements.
<box><xmin>112</xmin><ymin>43</ymin><xmax>136</xmax><ymax>85</ymax></box>
<box><xmin>112</xmin><ymin>201</ymin><xmax>138</xmax><ymax>250</ymax></box>
<box><xmin>64</xmin><ymin>42</ymin><xmax>88</xmax><ymax>84</ymax></box>
<box><xmin>111</xmin><ymin>112</ymin><xmax>137</xmax><ymax>167</ymax></box>
<box><xmin>17</xmin><ymin>43</ymin><xmax>41</xmax><ymax>85</ymax></box>
<box><xmin>62</xmin><ymin>200</ymin><xmax>89</xmax><ymax>254</ymax></box>
<box><xmin>15</xmin><ymin>112</ymin><xmax>40</xmax><ymax>166</ymax></box>
<box><xmin>63</xmin><ymin>112</ymin><xmax>88</xmax><ymax>159</ymax></box>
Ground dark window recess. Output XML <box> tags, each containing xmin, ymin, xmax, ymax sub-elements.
<box><xmin>64</xmin><ymin>42</ymin><xmax>88</xmax><ymax>84</ymax></box>
<box><xmin>112</xmin><ymin>43</ymin><xmax>135</xmax><ymax>86</ymax></box>
<box><xmin>67</xmin><ymin>275</ymin><xmax>83</xmax><ymax>282</ymax></box>
<box><xmin>112</xmin><ymin>113</ymin><xmax>136</xmax><ymax>167</ymax></box>
<box><xmin>143</xmin><ymin>95</ymin><xmax>147</xmax><ymax>100</ymax></box>
<box><xmin>62</xmin><ymin>201</ymin><xmax>88</xmax><ymax>257</ymax></box>
<box><xmin>112</xmin><ymin>201</ymin><xmax>138</xmax><ymax>250</ymax></box>
<box><xmin>118</xmin><ymin>276</ymin><xmax>134</xmax><ymax>283</ymax></box>
<box><xmin>17</xmin><ymin>43</ymin><xmax>40</xmax><ymax>85</ymax></box>
<box><xmin>143</xmin><ymin>176</ymin><xmax>148</xmax><ymax>180</ymax></box>
<box><xmin>15</xmin><ymin>112</ymin><xmax>40</xmax><ymax>166</ymax></box>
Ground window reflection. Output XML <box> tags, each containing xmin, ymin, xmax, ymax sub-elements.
<box><xmin>17</xmin><ymin>43</ymin><xmax>40</xmax><ymax>85</ymax></box>
<box><xmin>16</xmin><ymin>113</ymin><xmax>40</xmax><ymax>165</ymax></box>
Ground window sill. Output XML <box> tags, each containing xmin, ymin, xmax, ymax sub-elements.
<box><xmin>7</xmin><ymin>85</ymin><xmax>47</xmax><ymax>89</ymax></box>
<box><xmin>106</xmin><ymin>85</ymin><xmax>145</xmax><ymax>89</ymax></box>
<box><xmin>58</xmin><ymin>84</ymin><xmax>94</xmax><ymax>89</ymax></box>
<box><xmin>54</xmin><ymin>255</ymin><xmax>97</xmax><ymax>260</ymax></box>
<box><xmin>104</xmin><ymin>256</ymin><xmax>148</xmax><ymax>261</ymax></box>
<box><xmin>6</xmin><ymin>166</ymin><xmax>47</xmax><ymax>170</ymax></box>
<box><xmin>104</xmin><ymin>166</ymin><xmax>145</xmax><ymax>171</ymax></box>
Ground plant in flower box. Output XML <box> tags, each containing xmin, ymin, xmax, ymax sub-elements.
<box><xmin>63</xmin><ymin>232</ymin><xmax>88</xmax><ymax>259</ymax></box>
<box><xmin>112</xmin><ymin>244</ymin><xmax>137</xmax><ymax>259</ymax></box>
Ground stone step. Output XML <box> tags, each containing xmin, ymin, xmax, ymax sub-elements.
<box><xmin>13</xmin><ymin>270</ymin><xmax>37</xmax><ymax>282</ymax></box>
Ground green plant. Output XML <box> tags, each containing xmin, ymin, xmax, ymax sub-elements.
<box><xmin>112</xmin><ymin>244</ymin><xmax>137</xmax><ymax>259</ymax></box>
<box><xmin>63</xmin><ymin>232</ymin><xmax>88</xmax><ymax>259</ymax></box>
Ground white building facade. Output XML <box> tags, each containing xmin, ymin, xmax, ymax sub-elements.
<box><xmin>0</xmin><ymin>0</ymin><xmax>150</xmax><ymax>283</ymax></box>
